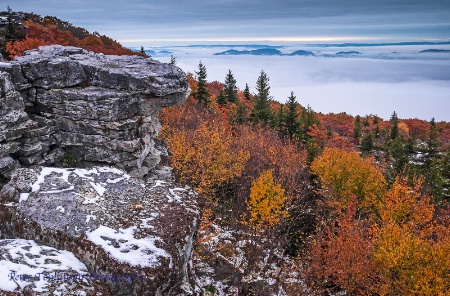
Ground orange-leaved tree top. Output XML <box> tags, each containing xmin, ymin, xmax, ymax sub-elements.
<box><xmin>311</xmin><ymin>147</ymin><xmax>386</xmax><ymax>216</ymax></box>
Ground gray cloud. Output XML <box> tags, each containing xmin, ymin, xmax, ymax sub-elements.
<box><xmin>5</xmin><ymin>0</ymin><xmax>450</xmax><ymax>42</ymax></box>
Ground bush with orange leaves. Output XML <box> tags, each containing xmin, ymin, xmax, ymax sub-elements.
<box><xmin>160</xmin><ymin>100</ymin><xmax>249</xmax><ymax>199</ymax></box>
<box><xmin>5</xmin><ymin>19</ymin><xmax>143</xmax><ymax>59</ymax></box>
<box><xmin>308</xmin><ymin>200</ymin><xmax>378</xmax><ymax>295</ymax></box>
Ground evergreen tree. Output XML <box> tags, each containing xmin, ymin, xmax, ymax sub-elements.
<box><xmin>384</xmin><ymin>112</ymin><xmax>408</xmax><ymax>183</ymax></box>
<box><xmin>170</xmin><ymin>55</ymin><xmax>176</xmax><ymax>65</ymax></box>
<box><xmin>193</xmin><ymin>61</ymin><xmax>210</xmax><ymax>105</ymax></box>
<box><xmin>284</xmin><ymin>91</ymin><xmax>299</xmax><ymax>140</ymax></box>
<box><xmin>423</xmin><ymin>118</ymin><xmax>445</xmax><ymax>202</ymax></box>
<box><xmin>390</xmin><ymin>111</ymin><xmax>399</xmax><ymax>140</ymax></box>
<box><xmin>373</xmin><ymin>116</ymin><xmax>380</xmax><ymax>139</ymax></box>
<box><xmin>216</xmin><ymin>90</ymin><xmax>227</xmax><ymax>106</ymax></box>
<box><xmin>363</xmin><ymin>115</ymin><xmax>370</xmax><ymax>127</ymax></box>
<box><xmin>250</xmin><ymin>70</ymin><xmax>272</xmax><ymax>124</ymax></box>
<box><xmin>299</xmin><ymin>105</ymin><xmax>320</xmax><ymax>140</ymax></box>
<box><xmin>275</xmin><ymin>104</ymin><xmax>286</xmax><ymax>135</ymax></box>
<box><xmin>361</xmin><ymin>132</ymin><xmax>373</xmax><ymax>155</ymax></box>
<box><xmin>353</xmin><ymin>115</ymin><xmax>362</xmax><ymax>144</ymax></box>
<box><xmin>140</xmin><ymin>46</ymin><xmax>145</xmax><ymax>55</ymax></box>
<box><xmin>243</xmin><ymin>83</ymin><xmax>251</xmax><ymax>100</ymax></box>
<box><xmin>224</xmin><ymin>69</ymin><xmax>237</xmax><ymax>103</ymax></box>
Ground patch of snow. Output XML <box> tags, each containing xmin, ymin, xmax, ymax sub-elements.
<box><xmin>56</xmin><ymin>206</ymin><xmax>65</xmax><ymax>213</ymax></box>
<box><xmin>40</xmin><ymin>186</ymin><xmax>75</xmax><ymax>194</ymax></box>
<box><xmin>31</xmin><ymin>168</ymin><xmax>72</xmax><ymax>192</ymax></box>
<box><xmin>167</xmin><ymin>187</ymin><xmax>185</xmax><ymax>202</ymax></box>
<box><xmin>19</xmin><ymin>193</ymin><xmax>30</xmax><ymax>203</ymax></box>
<box><xmin>86</xmin><ymin>225</ymin><xmax>172</xmax><ymax>268</ymax></box>
<box><xmin>152</xmin><ymin>180</ymin><xmax>167</xmax><ymax>187</ymax></box>
<box><xmin>82</xmin><ymin>195</ymin><xmax>101</xmax><ymax>205</ymax></box>
<box><xmin>73</xmin><ymin>168</ymin><xmax>99</xmax><ymax>180</ymax></box>
<box><xmin>88</xmin><ymin>182</ymin><xmax>106</xmax><ymax>196</ymax></box>
<box><xmin>0</xmin><ymin>239</ymin><xmax>88</xmax><ymax>293</ymax></box>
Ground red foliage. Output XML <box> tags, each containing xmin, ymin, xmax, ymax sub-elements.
<box><xmin>6</xmin><ymin>18</ymin><xmax>145</xmax><ymax>59</ymax></box>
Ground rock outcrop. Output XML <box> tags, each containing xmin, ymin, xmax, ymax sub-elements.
<box><xmin>0</xmin><ymin>166</ymin><xmax>200</xmax><ymax>295</ymax></box>
<box><xmin>0</xmin><ymin>45</ymin><xmax>189</xmax><ymax>184</ymax></box>
<box><xmin>0</xmin><ymin>46</ymin><xmax>200</xmax><ymax>295</ymax></box>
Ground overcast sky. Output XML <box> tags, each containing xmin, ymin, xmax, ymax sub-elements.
<box><xmin>6</xmin><ymin>0</ymin><xmax>450</xmax><ymax>45</ymax></box>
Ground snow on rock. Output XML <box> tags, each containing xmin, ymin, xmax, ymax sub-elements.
<box><xmin>0</xmin><ymin>239</ymin><xmax>110</xmax><ymax>295</ymax></box>
<box><xmin>86</xmin><ymin>225</ymin><xmax>171</xmax><ymax>268</ymax></box>
<box><xmin>0</xmin><ymin>166</ymin><xmax>201</xmax><ymax>295</ymax></box>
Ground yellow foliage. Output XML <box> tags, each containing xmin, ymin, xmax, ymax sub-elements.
<box><xmin>374</xmin><ymin>177</ymin><xmax>450</xmax><ymax>295</ymax></box>
<box><xmin>246</xmin><ymin>170</ymin><xmax>289</xmax><ymax>229</ymax></box>
<box><xmin>310</xmin><ymin>147</ymin><xmax>386</xmax><ymax>214</ymax></box>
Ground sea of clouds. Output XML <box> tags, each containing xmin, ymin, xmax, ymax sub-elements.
<box><xmin>137</xmin><ymin>43</ymin><xmax>450</xmax><ymax>121</ymax></box>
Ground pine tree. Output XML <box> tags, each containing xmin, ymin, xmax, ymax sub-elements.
<box><xmin>243</xmin><ymin>83</ymin><xmax>251</xmax><ymax>100</ymax></box>
<box><xmin>170</xmin><ymin>55</ymin><xmax>176</xmax><ymax>65</ymax></box>
<box><xmin>275</xmin><ymin>104</ymin><xmax>286</xmax><ymax>135</ymax></box>
<box><xmin>193</xmin><ymin>61</ymin><xmax>210</xmax><ymax>105</ymax></box>
<box><xmin>224</xmin><ymin>69</ymin><xmax>237</xmax><ymax>103</ymax></box>
<box><xmin>373</xmin><ymin>116</ymin><xmax>380</xmax><ymax>139</ymax></box>
<box><xmin>216</xmin><ymin>90</ymin><xmax>227</xmax><ymax>106</ymax></box>
<box><xmin>354</xmin><ymin>115</ymin><xmax>363</xmax><ymax>144</ymax></box>
<box><xmin>424</xmin><ymin>118</ymin><xmax>444</xmax><ymax>201</ymax></box>
<box><xmin>361</xmin><ymin>132</ymin><xmax>373</xmax><ymax>155</ymax></box>
<box><xmin>363</xmin><ymin>115</ymin><xmax>370</xmax><ymax>127</ymax></box>
<box><xmin>284</xmin><ymin>91</ymin><xmax>299</xmax><ymax>140</ymax></box>
<box><xmin>250</xmin><ymin>70</ymin><xmax>272</xmax><ymax>124</ymax></box>
<box><xmin>390</xmin><ymin>111</ymin><xmax>399</xmax><ymax>140</ymax></box>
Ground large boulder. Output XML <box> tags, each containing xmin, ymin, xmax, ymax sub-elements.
<box><xmin>0</xmin><ymin>166</ymin><xmax>200</xmax><ymax>295</ymax></box>
<box><xmin>0</xmin><ymin>45</ymin><xmax>189</xmax><ymax>182</ymax></box>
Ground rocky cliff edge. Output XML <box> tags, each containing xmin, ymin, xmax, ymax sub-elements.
<box><xmin>0</xmin><ymin>46</ymin><xmax>200</xmax><ymax>295</ymax></box>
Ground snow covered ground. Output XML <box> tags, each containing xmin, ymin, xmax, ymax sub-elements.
<box><xmin>134</xmin><ymin>42</ymin><xmax>450</xmax><ymax>121</ymax></box>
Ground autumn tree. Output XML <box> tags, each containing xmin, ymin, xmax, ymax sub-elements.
<box><xmin>311</xmin><ymin>147</ymin><xmax>386</xmax><ymax>216</ymax></box>
<box><xmin>245</xmin><ymin>169</ymin><xmax>289</xmax><ymax>229</ymax></box>
<box><xmin>374</xmin><ymin>177</ymin><xmax>450</xmax><ymax>295</ymax></box>
<box><xmin>193</xmin><ymin>61</ymin><xmax>210</xmax><ymax>105</ymax></box>
<box><xmin>250</xmin><ymin>70</ymin><xmax>272</xmax><ymax>124</ymax></box>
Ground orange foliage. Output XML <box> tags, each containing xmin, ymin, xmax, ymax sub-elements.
<box><xmin>374</xmin><ymin>177</ymin><xmax>450</xmax><ymax>295</ymax></box>
<box><xmin>311</xmin><ymin>147</ymin><xmax>386</xmax><ymax>215</ymax></box>
<box><xmin>317</xmin><ymin>112</ymin><xmax>355</xmax><ymax>136</ymax></box>
<box><xmin>309</xmin><ymin>204</ymin><xmax>377</xmax><ymax>295</ymax></box>
<box><xmin>6</xmin><ymin>19</ymin><xmax>142</xmax><ymax>59</ymax></box>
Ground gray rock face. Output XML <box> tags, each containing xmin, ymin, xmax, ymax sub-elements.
<box><xmin>0</xmin><ymin>166</ymin><xmax>200</xmax><ymax>295</ymax></box>
<box><xmin>0</xmin><ymin>45</ymin><xmax>189</xmax><ymax>183</ymax></box>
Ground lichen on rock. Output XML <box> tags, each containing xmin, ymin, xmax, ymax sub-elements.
<box><xmin>0</xmin><ymin>45</ymin><xmax>190</xmax><ymax>182</ymax></box>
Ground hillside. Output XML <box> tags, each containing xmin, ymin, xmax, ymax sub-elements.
<box><xmin>0</xmin><ymin>10</ymin><xmax>147</xmax><ymax>60</ymax></box>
